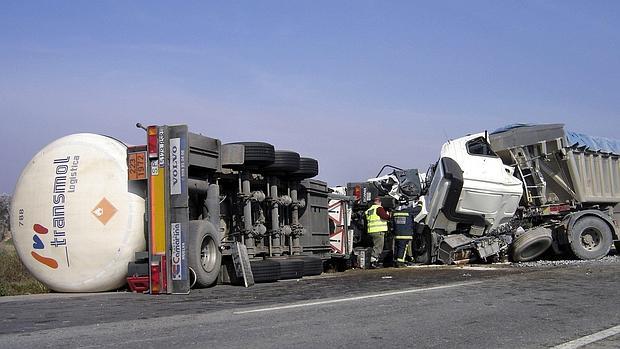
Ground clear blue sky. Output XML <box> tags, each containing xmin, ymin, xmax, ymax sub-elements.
<box><xmin>1</xmin><ymin>1</ymin><xmax>619</xmax><ymax>194</ymax></box>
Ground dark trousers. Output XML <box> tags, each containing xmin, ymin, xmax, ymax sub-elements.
<box><xmin>394</xmin><ymin>237</ymin><xmax>412</xmax><ymax>262</ymax></box>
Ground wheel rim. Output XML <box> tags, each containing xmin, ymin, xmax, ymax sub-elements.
<box><xmin>580</xmin><ymin>227</ymin><xmax>602</xmax><ymax>251</ymax></box>
<box><xmin>188</xmin><ymin>267</ymin><xmax>197</xmax><ymax>288</ymax></box>
<box><xmin>200</xmin><ymin>235</ymin><xmax>218</xmax><ymax>272</ymax></box>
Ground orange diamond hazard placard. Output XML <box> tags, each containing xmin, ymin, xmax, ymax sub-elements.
<box><xmin>92</xmin><ymin>198</ymin><xmax>118</xmax><ymax>225</ymax></box>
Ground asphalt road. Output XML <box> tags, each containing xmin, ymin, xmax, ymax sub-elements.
<box><xmin>1</xmin><ymin>258</ymin><xmax>619</xmax><ymax>349</ymax></box>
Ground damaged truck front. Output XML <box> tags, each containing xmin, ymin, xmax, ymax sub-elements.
<box><xmin>413</xmin><ymin>133</ymin><xmax>523</xmax><ymax>264</ymax></box>
<box><xmin>412</xmin><ymin>124</ymin><xmax>620</xmax><ymax>265</ymax></box>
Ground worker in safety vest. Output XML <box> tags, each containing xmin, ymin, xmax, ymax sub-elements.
<box><xmin>365</xmin><ymin>197</ymin><xmax>390</xmax><ymax>268</ymax></box>
<box><xmin>392</xmin><ymin>199</ymin><xmax>421</xmax><ymax>267</ymax></box>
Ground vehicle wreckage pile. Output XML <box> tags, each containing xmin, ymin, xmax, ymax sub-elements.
<box><xmin>343</xmin><ymin>124</ymin><xmax>620</xmax><ymax>268</ymax></box>
<box><xmin>9</xmin><ymin>123</ymin><xmax>620</xmax><ymax>293</ymax></box>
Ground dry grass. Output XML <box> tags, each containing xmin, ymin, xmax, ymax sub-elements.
<box><xmin>0</xmin><ymin>239</ymin><xmax>49</xmax><ymax>296</ymax></box>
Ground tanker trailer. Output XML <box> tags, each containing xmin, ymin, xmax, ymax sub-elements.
<box><xmin>10</xmin><ymin>124</ymin><xmax>326</xmax><ymax>293</ymax></box>
<box><xmin>10</xmin><ymin>134</ymin><xmax>146</xmax><ymax>292</ymax></box>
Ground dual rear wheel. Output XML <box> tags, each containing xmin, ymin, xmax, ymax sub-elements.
<box><xmin>224</xmin><ymin>142</ymin><xmax>318</xmax><ymax>179</ymax></box>
<box><xmin>568</xmin><ymin>216</ymin><xmax>613</xmax><ymax>260</ymax></box>
<box><xmin>510</xmin><ymin>216</ymin><xmax>614</xmax><ymax>262</ymax></box>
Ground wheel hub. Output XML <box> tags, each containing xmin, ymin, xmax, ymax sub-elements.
<box><xmin>200</xmin><ymin>236</ymin><xmax>217</xmax><ymax>272</ymax></box>
<box><xmin>580</xmin><ymin>228</ymin><xmax>601</xmax><ymax>251</ymax></box>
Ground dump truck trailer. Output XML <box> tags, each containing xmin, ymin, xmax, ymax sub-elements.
<box><xmin>489</xmin><ymin>124</ymin><xmax>620</xmax><ymax>260</ymax></box>
<box><xmin>407</xmin><ymin>124</ymin><xmax>620</xmax><ymax>265</ymax></box>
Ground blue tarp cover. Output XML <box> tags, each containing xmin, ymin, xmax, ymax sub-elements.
<box><xmin>492</xmin><ymin>124</ymin><xmax>620</xmax><ymax>155</ymax></box>
<box><xmin>565</xmin><ymin>131</ymin><xmax>620</xmax><ymax>155</ymax></box>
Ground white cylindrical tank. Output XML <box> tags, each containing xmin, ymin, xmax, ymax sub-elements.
<box><xmin>11</xmin><ymin>134</ymin><xmax>146</xmax><ymax>292</ymax></box>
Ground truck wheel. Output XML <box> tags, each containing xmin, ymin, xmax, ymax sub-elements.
<box><xmin>263</xmin><ymin>151</ymin><xmax>300</xmax><ymax>175</ymax></box>
<box><xmin>227</xmin><ymin>142</ymin><xmax>275</xmax><ymax>168</ymax></box>
<box><xmin>266</xmin><ymin>257</ymin><xmax>305</xmax><ymax>279</ymax></box>
<box><xmin>412</xmin><ymin>230</ymin><xmax>431</xmax><ymax>264</ymax></box>
<box><xmin>250</xmin><ymin>259</ymin><xmax>281</xmax><ymax>283</ymax></box>
<box><xmin>510</xmin><ymin>227</ymin><xmax>552</xmax><ymax>262</ymax></box>
<box><xmin>188</xmin><ymin>220</ymin><xmax>222</xmax><ymax>288</ymax></box>
<box><xmin>569</xmin><ymin>216</ymin><xmax>612</xmax><ymax>260</ymax></box>
<box><xmin>289</xmin><ymin>157</ymin><xmax>319</xmax><ymax>180</ymax></box>
<box><xmin>290</xmin><ymin>255</ymin><xmax>323</xmax><ymax>276</ymax></box>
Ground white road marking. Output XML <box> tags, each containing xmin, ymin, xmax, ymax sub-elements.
<box><xmin>551</xmin><ymin>324</ymin><xmax>620</xmax><ymax>349</ymax></box>
<box><xmin>233</xmin><ymin>281</ymin><xmax>481</xmax><ymax>315</ymax></box>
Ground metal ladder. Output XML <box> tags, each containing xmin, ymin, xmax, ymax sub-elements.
<box><xmin>232</xmin><ymin>242</ymin><xmax>254</xmax><ymax>287</ymax></box>
<box><xmin>510</xmin><ymin>146</ymin><xmax>547</xmax><ymax>205</ymax></box>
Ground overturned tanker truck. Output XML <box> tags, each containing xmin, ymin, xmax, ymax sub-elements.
<box><xmin>11</xmin><ymin>124</ymin><xmax>331</xmax><ymax>293</ymax></box>
<box><xmin>401</xmin><ymin>124</ymin><xmax>620</xmax><ymax>265</ymax></box>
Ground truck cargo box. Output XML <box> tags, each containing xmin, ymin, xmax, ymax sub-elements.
<box><xmin>490</xmin><ymin>124</ymin><xmax>620</xmax><ymax>205</ymax></box>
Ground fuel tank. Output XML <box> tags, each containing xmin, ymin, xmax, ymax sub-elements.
<box><xmin>11</xmin><ymin>134</ymin><xmax>145</xmax><ymax>292</ymax></box>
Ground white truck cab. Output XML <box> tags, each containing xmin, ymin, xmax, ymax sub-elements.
<box><xmin>426</xmin><ymin>133</ymin><xmax>523</xmax><ymax>233</ymax></box>
<box><xmin>418</xmin><ymin>133</ymin><xmax>523</xmax><ymax>264</ymax></box>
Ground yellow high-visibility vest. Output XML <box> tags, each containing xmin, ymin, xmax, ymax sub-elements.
<box><xmin>365</xmin><ymin>204</ymin><xmax>388</xmax><ymax>233</ymax></box>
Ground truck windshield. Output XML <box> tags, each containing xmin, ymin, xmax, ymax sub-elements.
<box><xmin>467</xmin><ymin>137</ymin><xmax>497</xmax><ymax>157</ymax></box>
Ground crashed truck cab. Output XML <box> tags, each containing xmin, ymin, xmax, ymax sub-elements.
<box><xmin>419</xmin><ymin>133</ymin><xmax>523</xmax><ymax>264</ymax></box>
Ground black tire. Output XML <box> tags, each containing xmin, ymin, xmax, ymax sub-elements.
<box><xmin>289</xmin><ymin>157</ymin><xmax>319</xmax><ymax>180</ymax></box>
<box><xmin>263</xmin><ymin>150</ymin><xmax>300</xmax><ymax>175</ymax></box>
<box><xmin>569</xmin><ymin>216</ymin><xmax>613</xmax><ymax>260</ymax></box>
<box><xmin>290</xmin><ymin>255</ymin><xmax>323</xmax><ymax>276</ymax></box>
<box><xmin>266</xmin><ymin>257</ymin><xmax>305</xmax><ymax>279</ymax></box>
<box><xmin>510</xmin><ymin>227</ymin><xmax>553</xmax><ymax>262</ymax></box>
<box><xmin>188</xmin><ymin>220</ymin><xmax>222</xmax><ymax>288</ymax></box>
<box><xmin>412</xmin><ymin>230</ymin><xmax>431</xmax><ymax>264</ymax></box>
<box><xmin>226</xmin><ymin>142</ymin><xmax>275</xmax><ymax>169</ymax></box>
<box><xmin>250</xmin><ymin>259</ymin><xmax>281</xmax><ymax>283</ymax></box>
<box><xmin>336</xmin><ymin>256</ymin><xmax>352</xmax><ymax>272</ymax></box>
